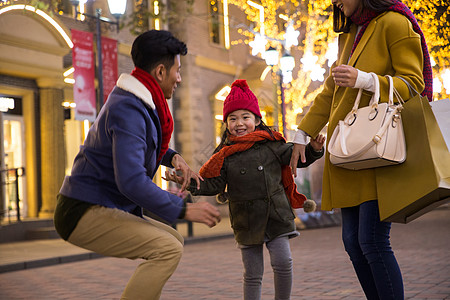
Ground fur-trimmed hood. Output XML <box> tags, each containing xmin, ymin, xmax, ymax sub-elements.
<box><xmin>116</xmin><ymin>73</ymin><xmax>156</xmax><ymax>110</ymax></box>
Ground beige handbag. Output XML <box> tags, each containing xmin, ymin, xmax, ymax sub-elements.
<box><xmin>328</xmin><ymin>74</ymin><xmax>406</xmax><ymax>170</ymax></box>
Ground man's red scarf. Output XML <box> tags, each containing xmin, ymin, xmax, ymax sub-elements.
<box><xmin>199</xmin><ymin>130</ymin><xmax>307</xmax><ymax>209</ymax></box>
<box><xmin>131</xmin><ymin>67</ymin><xmax>173</xmax><ymax>161</ymax></box>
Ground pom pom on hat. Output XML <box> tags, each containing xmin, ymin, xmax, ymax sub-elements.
<box><xmin>302</xmin><ymin>199</ymin><xmax>317</xmax><ymax>213</ymax></box>
<box><xmin>223</xmin><ymin>79</ymin><xmax>261</xmax><ymax>122</ymax></box>
<box><xmin>231</xmin><ymin>79</ymin><xmax>249</xmax><ymax>89</ymax></box>
<box><xmin>289</xmin><ymin>193</ymin><xmax>317</xmax><ymax>212</ymax></box>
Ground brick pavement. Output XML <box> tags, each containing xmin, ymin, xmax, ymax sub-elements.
<box><xmin>0</xmin><ymin>208</ymin><xmax>449</xmax><ymax>299</ymax></box>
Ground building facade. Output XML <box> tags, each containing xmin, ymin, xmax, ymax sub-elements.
<box><xmin>0</xmin><ymin>0</ymin><xmax>282</xmax><ymax>222</ymax></box>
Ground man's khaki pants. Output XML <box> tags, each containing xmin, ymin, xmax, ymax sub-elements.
<box><xmin>68</xmin><ymin>205</ymin><xmax>184</xmax><ymax>300</ymax></box>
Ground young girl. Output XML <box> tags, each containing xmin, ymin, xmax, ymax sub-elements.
<box><xmin>167</xmin><ymin>79</ymin><xmax>325</xmax><ymax>300</ymax></box>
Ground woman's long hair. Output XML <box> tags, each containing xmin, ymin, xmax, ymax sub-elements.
<box><xmin>333</xmin><ymin>0</ymin><xmax>394</xmax><ymax>33</ymax></box>
<box><xmin>214</xmin><ymin>116</ymin><xmax>275</xmax><ymax>154</ymax></box>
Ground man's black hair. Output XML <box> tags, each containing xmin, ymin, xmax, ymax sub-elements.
<box><xmin>131</xmin><ymin>30</ymin><xmax>188</xmax><ymax>72</ymax></box>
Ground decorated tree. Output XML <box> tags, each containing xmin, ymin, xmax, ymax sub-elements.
<box><xmin>227</xmin><ymin>0</ymin><xmax>449</xmax><ymax>129</ymax></box>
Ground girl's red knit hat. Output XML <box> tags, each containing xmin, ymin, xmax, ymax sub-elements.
<box><xmin>223</xmin><ymin>79</ymin><xmax>262</xmax><ymax>122</ymax></box>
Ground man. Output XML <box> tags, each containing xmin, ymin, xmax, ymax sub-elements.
<box><xmin>54</xmin><ymin>30</ymin><xmax>221</xmax><ymax>299</ymax></box>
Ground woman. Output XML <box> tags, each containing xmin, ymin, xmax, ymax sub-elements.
<box><xmin>289</xmin><ymin>0</ymin><xmax>432</xmax><ymax>299</ymax></box>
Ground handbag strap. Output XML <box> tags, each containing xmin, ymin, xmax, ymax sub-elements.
<box><xmin>386</xmin><ymin>75</ymin><xmax>406</xmax><ymax>107</ymax></box>
<box><xmin>385</xmin><ymin>75</ymin><xmax>405</xmax><ymax>106</ymax></box>
<box><xmin>351</xmin><ymin>73</ymin><xmax>381</xmax><ymax>113</ymax></box>
<box><xmin>346</xmin><ymin>73</ymin><xmax>381</xmax><ymax>125</ymax></box>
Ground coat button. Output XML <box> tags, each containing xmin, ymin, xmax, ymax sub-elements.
<box><xmin>240</xmin><ymin>168</ymin><xmax>246</xmax><ymax>174</ymax></box>
<box><xmin>258</xmin><ymin>165</ymin><xmax>264</xmax><ymax>171</ymax></box>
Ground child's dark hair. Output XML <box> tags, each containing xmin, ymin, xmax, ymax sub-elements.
<box><xmin>131</xmin><ymin>30</ymin><xmax>187</xmax><ymax>72</ymax></box>
<box><xmin>213</xmin><ymin>116</ymin><xmax>275</xmax><ymax>153</ymax></box>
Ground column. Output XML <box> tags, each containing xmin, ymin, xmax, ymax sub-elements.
<box><xmin>37</xmin><ymin>78</ymin><xmax>65</xmax><ymax>218</ymax></box>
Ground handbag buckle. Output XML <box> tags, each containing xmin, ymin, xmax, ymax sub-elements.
<box><xmin>373</xmin><ymin>135</ymin><xmax>382</xmax><ymax>144</ymax></box>
<box><xmin>369</xmin><ymin>107</ymin><xmax>379</xmax><ymax>121</ymax></box>
<box><xmin>392</xmin><ymin>114</ymin><xmax>401</xmax><ymax>128</ymax></box>
<box><xmin>348</xmin><ymin>111</ymin><xmax>357</xmax><ymax>126</ymax></box>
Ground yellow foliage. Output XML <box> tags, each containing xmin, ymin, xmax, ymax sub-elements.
<box><xmin>229</xmin><ymin>0</ymin><xmax>449</xmax><ymax>118</ymax></box>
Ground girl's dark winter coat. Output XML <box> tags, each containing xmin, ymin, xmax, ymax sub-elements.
<box><xmin>188</xmin><ymin>140</ymin><xmax>323</xmax><ymax>245</ymax></box>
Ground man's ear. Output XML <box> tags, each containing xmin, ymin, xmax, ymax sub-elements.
<box><xmin>152</xmin><ymin>64</ymin><xmax>166</xmax><ymax>82</ymax></box>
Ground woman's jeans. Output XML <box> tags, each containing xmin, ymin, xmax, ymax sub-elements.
<box><xmin>240</xmin><ymin>236</ymin><xmax>293</xmax><ymax>300</ymax></box>
<box><xmin>341</xmin><ymin>200</ymin><xmax>403</xmax><ymax>300</ymax></box>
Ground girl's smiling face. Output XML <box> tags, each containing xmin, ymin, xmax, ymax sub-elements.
<box><xmin>226</xmin><ymin>110</ymin><xmax>260</xmax><ymax>137</ymax></box>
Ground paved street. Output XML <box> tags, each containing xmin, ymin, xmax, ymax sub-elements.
<box><xmin>0</xmin><ymin>208</ymin><xmax>449</xmax><ymax>300</ymax></box>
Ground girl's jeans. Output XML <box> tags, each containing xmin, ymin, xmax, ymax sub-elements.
<box><xmin>240</xmin><ymin>236</ymin><xmax>293</xmax><ymax>300</ymax></box>
<box><xmin>341</xmin><ymin>200</ymin><xmax>404</xmax><ymax>300</ymax></box>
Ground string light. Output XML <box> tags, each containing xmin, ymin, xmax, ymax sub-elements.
<box><xmin>227</xmin><ymin>0</ymin><xmax>449</xmax><ymax>121</ymax></box>
<box><xmin>249</xmin><ymin>33</ymin><xmax>267</xmax><ymax>56</ymax></box>
<box><xmin>284</xmin><ymin>21</ymin><xmax>299</xmax><ymax>49</ymax></box>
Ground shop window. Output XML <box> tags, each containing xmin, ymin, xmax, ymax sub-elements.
<box><xmin>209</xmin><ymin>0</ymin><xmax>223</xmax><ymax>45</ymax></box>
<box><xmin>57</xmin><ymin>0</ymin><xmax>74</xmax><ymax>17</ymax></box>
<box><xmin>2</xmin><ymin>113</ymin><xmax>25</xmax><ymax>221</ymax></box>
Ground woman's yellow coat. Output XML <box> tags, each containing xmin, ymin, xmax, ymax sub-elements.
<box><xmin>298</xmin><ymin>11</ymin><xmax>425</xmax><ymax>210</ymax></box>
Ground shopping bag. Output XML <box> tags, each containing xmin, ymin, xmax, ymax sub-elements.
<box><xmin>376</xmin><ymin>93</ymin><xmax>450</xmax><ymax>223</ymax></box>
<box><xmin>430</xmin><ymin>98</ymin><xmax>450</xmax><ymax>150</ymax></box>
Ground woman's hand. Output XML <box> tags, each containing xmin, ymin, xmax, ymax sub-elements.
<box><xmin>332</xmin><ymin>64</ymin><xmax>358</xmax><ymax>87</ymax></box>
<box><xmin>311</xmin><ymin>134</ymin><xmax>326</xmax><ymax>152</ymax></box>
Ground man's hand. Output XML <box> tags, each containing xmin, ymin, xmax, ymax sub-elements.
<box><xmin>289</xmin><ymin>143</ymin><xmax>306</xmax><ymax>177</ymax></box>
<box><xmin>184</xmin><ymin>202</ymin><xmax>221</xmax><ymax>228</ymax></box>
<box><xmin>171</xmin><ymin>154</ymin><xmax>203</xmax><ymax>191</ymax></box>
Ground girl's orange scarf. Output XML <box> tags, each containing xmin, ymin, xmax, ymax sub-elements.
<box><xmin>199</xmin><ymin>130</ymin><xmax>307</xmax><ymax>209</ymax></box>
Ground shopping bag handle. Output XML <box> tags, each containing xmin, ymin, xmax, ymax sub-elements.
<box><xmin>395</xmin><ymin>76</ymin><xmax>419</xmax><ymax>97</ymax></box>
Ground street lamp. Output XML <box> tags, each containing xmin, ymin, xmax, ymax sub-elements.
<box><xmin>70</xmin><ymin>0</ymin><xmax>126</xmax><ymax>112</ymax></box>
<box><xmin>265</xmin><ymin>47</ymin><xmax>294</xmax><ymax>136</ymax></box>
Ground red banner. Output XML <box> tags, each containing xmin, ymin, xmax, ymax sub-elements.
<box><xmin>72</xmin><ymin>29</ymin><xmax>97</xmax><ymax>122</ymax></box>
<box><xmin>101</xmin><ymin>36</ymin><xmax>118</xmax><ymax>104</ymax></box>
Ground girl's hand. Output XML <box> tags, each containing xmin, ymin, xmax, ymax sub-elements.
<box><xmin>311</xmin><ymin>134</ymin><xmax>326</xmax><ymax>152</ymax></box>
<box><xmin>332</xmin><ymin>64</ymin><xmax>358</xmax><ymax>87</ymax></box>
